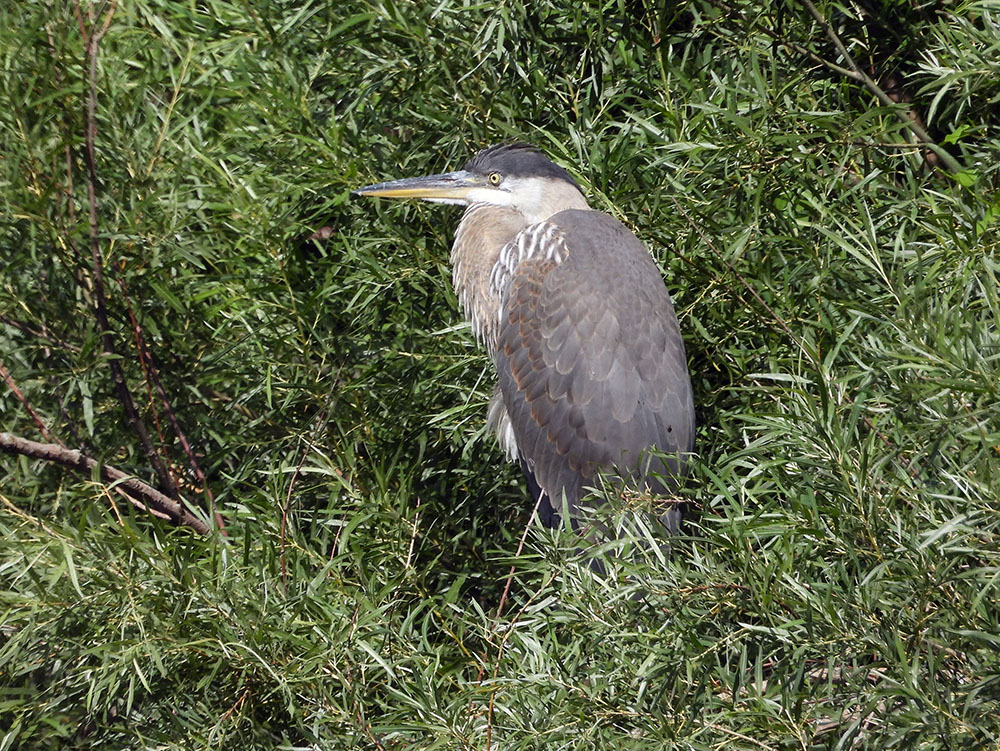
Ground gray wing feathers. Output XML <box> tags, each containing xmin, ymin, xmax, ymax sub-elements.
<box><xmin>494</xmin><ymin>209</ymin><xmax>695</xmax><ymax>524</ymax></box>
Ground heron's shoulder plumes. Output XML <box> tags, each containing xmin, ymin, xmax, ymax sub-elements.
<box><xmin>464</xmin><ymin>143</ymin><xmax>583</xmax><ymax>194</ymax></box>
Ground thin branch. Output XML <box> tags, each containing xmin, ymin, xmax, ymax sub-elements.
<box><xmin>708</xmin><ymin>723</ymin><xmax>776</xmax><ymax>751</ymax></box>
<box><xmin>280</xmin><ymin>446</ymin><xmax>310</xmax><ymax>589</ymax></box>
<box><xmin>0</xmin><ymin>314</ymin><xmax>81</xmax><ymax>354</ymax></box>
<box><xmin>122</xmin><ymin>301</ymin><xmax>230</xmax><ymax>528</ymax></box>
<box><xmin>404</xmin><ymin>496</ymin><xmax>421</xmax><ymax>569</ymax></box>
<box><xmin>785</xmin><ymin>40</ymin><xmax>864</xmax><ymax>81</ymax></box>
<box><xmin>131</xmin><ymin>314</ymin><xmax>224</xmax><ymax>531</ymax></box>
<box><xmin>76</xmin><ymin>0</ymin><xmax>176</xmax><ymax>497</ymax></box>
<box><xmin>478</xmin><ymin>492</ymin><xmax>548</xmax><ymax>751</ymax></box>
<box><xmin>42</xmin><ymin>21</ymin><xmax>86</xmax><ymax>282</ymax></box>
<box><xmin>485</xmin><ymin>504</ymin><xmax>550</xmax><ymax>751</ymax></box>
<box><xmin>798</xmin><ymin>0</ymin><xmax>964</xmax><ymax>173</ymax></box>
<box><xmin>495</xmin><ymin>491</ymin><xmax>545</xmax><ymax>619</ymax></box>
<box><xmin>0</xmin><ymin>432</ymin><xmax>209</xmax><ymax>534</ymax></box>
<box><xmin>0</xmin><ymin>360</ymin><xmax>63</xmax><ymax>446</ymax></box>
<box><xmin>669</xmin><ymin>197</ymin><xmax>819</xmax><ymax>368</ymax></box>
<box><xmin>120</xmin><ymin>293</ymin><xmax>178</xmax><ymax>491</ymax></box>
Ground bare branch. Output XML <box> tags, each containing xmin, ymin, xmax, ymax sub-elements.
<box><xmin>280</xmin><ymin>395</ymin><xmax>337</xmax><ymax>587</ymax></box>
<box><xmin>799</xmin><ymin>0</ymin><xmax>964</xmax><ymax>173</ymax></box>
<box><xmin>0</xmin><ymin>314</ymin><xmax>82</xmax><ymax>354</ymax></box>
<box><xmin>0</xmin><ymin>432</ymin><xmax>209</xmax><ymax>534</ymax></box>
<box><xmin>0</xmin><ymin>360</ymin><xmax>63</xmax><ymax>446</ymax></box>
<box><xmin>76</xmin><ymin>0</ymin><xmax>177</xmax><ymax>497</ymax></box>
<box><xmin>118</xmin><ymin>282</ymin><xmax>223</xmax><ymax>531</ymax></box>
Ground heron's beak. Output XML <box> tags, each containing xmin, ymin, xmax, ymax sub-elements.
<box><xmin>352</xmin><ymin>170</ymin><xmax>487</xmax><ymax>204</ymax></box>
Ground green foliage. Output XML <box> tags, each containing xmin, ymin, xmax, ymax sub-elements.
<box><xmin>2</xmin><ymin>0</ymin><xmax>999</xmax><ymax>748</ymax></box>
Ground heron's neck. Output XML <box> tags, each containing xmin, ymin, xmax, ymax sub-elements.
<box><xmin>451</xmin><ymin>204</ymin><xmax>525</xmax><ymax>349</ymax></box>
<box><xmin>451</xmin><ymin>186</ymin><xmax>589</xmax><ymax>349</ymax></box>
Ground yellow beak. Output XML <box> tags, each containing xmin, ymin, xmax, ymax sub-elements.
<box><xmin>352</xmin><ymin>170</ymin><xmax>487</xmax><ymax>203</ymax></box>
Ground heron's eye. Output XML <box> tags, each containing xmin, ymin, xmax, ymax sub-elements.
<box><xmin>488</xmin><ymin>172</ymin><xmax>502</xmax><ymax>186</ymax></box>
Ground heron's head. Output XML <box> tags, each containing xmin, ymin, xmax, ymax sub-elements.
<box><xmin>353</xmin><ymin>143</ymin><xmax>588</xmax><ymax>224</ymax></box>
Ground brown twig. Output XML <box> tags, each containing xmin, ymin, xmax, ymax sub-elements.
<box><xmin>495</xmin><ymin>491</ymin><xmax>545</xmax><ymax>620</ymax></box>
<box><xmin>0</xmin><ymin>315</ymin><xmax>81</xmax><ymax>354</ymax></box>
<box><xmin>76</xmin><ymin>0</ymin><xmax>176</xmax><ymax>498</ymax></box>
<box><xmin>123</xmin><ymin>299</ymin><xmax>173</xmax><ymax>475</ymax></box>
<box><xmin>799</xmin><ymin>0</ymin><xmax>963</xmax><ymax>173</ymax></box>
<box><xmin>355</xmin><ymin>708</ymin><xmax>387</xmax><ymax>751</ymax></box>
<box><xmin>217</xmin><ymin>688</ymin><xmax>250</xmax><ymax>727</ymax></box>
<box><xmin>154</xmin><ymin>384</ymin><xmax>225</xmax><ymax>530</ymax></box>
<box><xmin>0</xmin><ymin>360</ymin><xmax>64</xmax><ymax>447</ymax></box>
<box><xmin>479</xmin><ymin>492</ymin><xmax>547</xmax><ymax>751</ymax></box>
<box><xmin>279</xmin><ymin>446</ymin><xmax>311</xmax><ymax>589</ymax></box>
<box><xmin>484</xmin><ymin>499</ymin><xmax>551</xmax><ymax>751</ymax></box>
<box><xmin>118</xmin><ymin>282</ymin><xmax>225</xmax><ymax>530</ymax></box>
<box><xmin>0</xmin><ymin>432</ymin><xmax>209</xmax><ymax>534</ymax></box>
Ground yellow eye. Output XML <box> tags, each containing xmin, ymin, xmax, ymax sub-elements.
<box><xmin>488</xmin><ymin>172</ymin><xmax>502</xmax><ymax>186</ymax></box>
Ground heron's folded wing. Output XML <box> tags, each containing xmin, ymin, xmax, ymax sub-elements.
<box><xmin>493</xmin><ymin>210</ymin><xmax>694</xmax><ymax>525</ymax></box>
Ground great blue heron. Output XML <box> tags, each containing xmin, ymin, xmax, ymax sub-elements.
<box><xmin>354</xmin><ymin>143</ymin><xmax>694</xmax><ymax>534</ymax></box>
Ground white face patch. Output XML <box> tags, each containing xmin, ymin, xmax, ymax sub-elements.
<box><xmin>461</xmin><ymin>185</ymin><xmax>516</xmax><ymax>207</ymax></box>
<box><xmin>463</xmin><ymin>177</ymin><xmax>588</xmax><ymax>223</ymax></box>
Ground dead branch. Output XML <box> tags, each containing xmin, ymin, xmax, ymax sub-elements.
<box><xmin>0</xmin><ymin>314</ymin><xmax>81</xmax><ymax>354</ymax></box>
<box><xmin>119</xmin><ymin>281</ymin><xmax>223</xmax><ymax>531</ymax></box>
<box><xmin>0</xmin><ymin>360</ymin><xmax>63</xmax><ymax>446</ymax></box>
<box><xmin>799</xmin><ymin>0</ymin><xmax>963</xmax><ymax>173</ymax></box>
<box><xmin>0</xmin><ymin>431</ymin><xmax>209</xmax><ymax>534</ymax></box>
<box><xmin>76</xmin><ymin>0</ymin><xmax>177</xmax><ymax>498</ymax></box>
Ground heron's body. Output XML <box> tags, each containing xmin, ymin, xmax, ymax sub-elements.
<box><xmin>355</xmin><ymin>143</ymin><xmax>694</xmax><ymax>532</ymax></box>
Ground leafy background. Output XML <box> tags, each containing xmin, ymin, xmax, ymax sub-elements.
<box><xmin>1</xmin><ymin>0</ymin><xmax>999</xmax><ymax>748</ymax></box>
